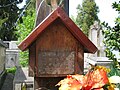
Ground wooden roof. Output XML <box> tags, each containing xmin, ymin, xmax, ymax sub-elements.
<box><xmin>18</xmin><ymin>7</ymin><xmax>98</xmax><ymax>53</ymax></box>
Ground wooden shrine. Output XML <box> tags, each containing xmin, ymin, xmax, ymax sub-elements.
<box><xmin>18</xmin><ymin>7</ymin><xmax>98</xmax><ymax>89</ymax></box>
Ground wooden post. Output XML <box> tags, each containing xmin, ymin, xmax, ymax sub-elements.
<box><xmin>64</xmin><ymin>0</ymin><xmax>69</xmax><ymax>16</ymax></box>
<box><xmin>51</xmin><ymin>0</ymin><xmax>58</xmax><ymax>10</ymax></box>
<box><xmin>35</xmin><ymin>0</ymin><xmax>51</xmax><ymax>26</ymax></box>
<box><xmin>36</xmin><ymin>0</ymin><xmax>69</xmax><ymax>26</ymax></box>
<box><xmin>35</xmin><ymin>0</ymin><xmax>69</xmax><ymax>89</ymax></box>
<box><xmin>35</xmin><ymin>1</ymin><xmax>51</xmax><ymax>89</ymax></box>
<box><xmin>36</xmin><ymin>0</ymin><xmax>41</xmax><ymax>10</ymax></box>
<box><xmin>17</xmin><ymin>5</ymin><xmax>98</xmax><ymax>89</ymax></box>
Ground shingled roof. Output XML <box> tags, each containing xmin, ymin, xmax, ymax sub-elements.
<box><xmin>18</xmin><ymin>7</ymin><xmax>98</xmax><ymax>53</ymax></box>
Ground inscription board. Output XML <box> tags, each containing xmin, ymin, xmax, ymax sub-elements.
<box><xmin>38</xmin><ymin>51</ymin><xmax>75</xmax><ymax>75</ymax></box>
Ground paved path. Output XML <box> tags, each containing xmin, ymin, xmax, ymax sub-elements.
<box><xmin>1</xmin><ymin>73</ymin><xmax>14</xmax><ymax>90</ymax></box>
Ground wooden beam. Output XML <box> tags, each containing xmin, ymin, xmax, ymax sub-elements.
<box><xmin>64</xmin><ymin>0</ymin><xmax>69</xmax><ymax>16</ymax></box>
<box><xmin>34</xmin><ymin>0</ymin><xmax>70</xmax><ymax>89</ymax></box>
<box><xmin>35</xmin><ymin>0</ymin><xmax>51</xmax><ymax>26</ymax></box>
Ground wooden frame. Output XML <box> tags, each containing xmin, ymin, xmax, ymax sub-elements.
<box><xmin>18</xmin><ymin>7</ymin><xmax>98</xmax><ymax>77</ymax></box>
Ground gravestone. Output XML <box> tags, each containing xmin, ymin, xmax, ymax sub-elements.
<box><xmin>0</xmin><ymin>40</ymin><xmax>7</xmax><ymax>88</ymax></box>
<box><xmin>13</xmin><ymin>67</ymin><xmax>34</xmax><ymax>90</ymax></box>
<box><xmin>4</xmin><ymin>41</ymin><xmax>20</xmax><ymax>68</ymax></box>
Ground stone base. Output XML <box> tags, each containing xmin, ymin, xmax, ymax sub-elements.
<box><xmin>13</xmin><ymin>67</ymin><xmax>34</xmax><ymax>90</ymax></box>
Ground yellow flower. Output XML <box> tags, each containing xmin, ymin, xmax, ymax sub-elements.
<box><xmin>59</xmin><ymin>84</ymin><xmax>70</xmax><ymax>90</ymax></box>
<box><xmin>95</xmin><ymin>65</ymin><xmax>110</xmax><ymax>73</ymax></box>
<box><xmin>107</xmin><ymin>83</ymin><xmax>115</xmax><ymax>90</ymax></box>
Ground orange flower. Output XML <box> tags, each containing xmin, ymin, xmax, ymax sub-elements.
<box><xmin>85</xmin><ymin>69</ymin><xmax>109</xmax><ymax>89</ymax></box>
<box><xmin>57</xmin><ymin>66</ymin><xmax>110</xmax><ymax>90</ymax></box>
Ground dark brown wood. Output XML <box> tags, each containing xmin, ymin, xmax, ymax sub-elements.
<box><xmin>29</xmin><ymin>42</ymin><xmax>36</xmax><ymax>76</ymax></box>
<box><xmin>18</xmin><ymin>6</ymin><xmax>98</xmax><ymax>90</ymax></box>
<box><xmin>36</xmin><ymin>0</ymin><xmax>51</xmax><ymax>26</ymax></box>
<box><xmin>51</xmin><ymin>0</ymin><xmax>58</xmax><ymax>10</ymax></box>
<box><xmin>28</xmin><ymin>18</ymin><xmax>85</xmax><ymax>77</ymax></box>
<box><xmin>18</xmin><ymin>7</ymin><xmax>98</xmax><ymax>53</ymax></box>
<box><xmin>36</xmin><ymin>19</ymin><xmax>77</xmax><ymax>51</ymax></box>
<box><xmin>36</xmin><ymin>19</ymin><xmax>78</xmax><ymax>77</ymax></box>
<box><xmin>35</xmin><ymin>1</ymin><xmax>52</xmax><ymax>89</ymax></box>
<box><xmin>64</xmin><ymin>0</ymin><xmax>69</xmax><ymax>16</ymax></box>
<box><xmin>74</xmin><ymin>45</ymin><xmax>84</xmax><ymax>74</ymax></box>
<box><xmin>77</xmin><ymin>45</ymin><xmax>84</xmax><ymax>74</ymax></box>
<box><xmin>35</xmin><ymin>77</ymin><xmax>65</xmax><ymax>90</ymax></box>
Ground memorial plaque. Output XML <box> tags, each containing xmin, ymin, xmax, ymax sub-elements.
<box><xmin>38</xmin><ymin>50</ymin><xmax>75</xmax><ymax>75</ymax></box>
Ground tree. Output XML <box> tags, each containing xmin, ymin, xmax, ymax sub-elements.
<box><xmin>75</xmin><ymin>0</ymin><xmax>99</xmax><ymax>36</ymax></box>
<box><xmin>16</xmin><ymin>0</ymin><xmax>36</xmax><ymax>67</ymax></box>
<box><xmin>0</xmin><ymin>0</ymin><xmax>23</xmax><ymax>41</ymax></box>
<box><xmin>102</xmin><ymin>1</ymin><xmax>120</xmax><ymax>78</ymax></box>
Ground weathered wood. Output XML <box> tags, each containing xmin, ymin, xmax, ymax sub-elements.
<box><xmin>63</xmin><ymin>0</ymin><xmax>69</xmax><ymax>15</ymax></box>
<box><xmin>18</xmin><ymin>4</ymin><xmax>98</xmax><ymax>89</ymax></box>
<box><xmin>75</xmin><ymin>46</ymin><xmax>84</xmax><ymax>74</ymax></box>
<box><xmin>38</xmin><ymin>51</ymin><xmax>75</xmax><ymax>76</ymax></box>
<box><xmin>18</xmin><ymin>7</ymin><xmax>98</xmax><ymax>53</ymax></box>
<box><xmin>35</xmin><ymin>19</ymin><xmax>78</xmax><ymax>77</ymax></box>
<box><xmin>36</xmin><ymin>0</ymin><xmax>51</xmax><ymax>26</ymax></box>
<box><xmin>29</xmin><ymin>43</ymin><xmax>36</xmax><ymax>76</ymax></box>
<box><xmin>35</xmin><ymin>77</ymin><xmax>64</xmax><ymax>90</ymax></box>
<box><xmin>35</xmin><ymin>0</ymin><xmax>52</xmax><ymax>89</ymax></box>
<box><xmin>36</xmin><ymin>0</ymin><xmax>41</xmax><ymax>10</ymax></box>
<box><xmin>51</xmin><ymin>0</ymin><xmax>58</xmax><ymax>10</ymax></box>
<box><xmin>36</xmin><ymin>20</ymin><xmax>78</xmax><ymax>51</ymax></box>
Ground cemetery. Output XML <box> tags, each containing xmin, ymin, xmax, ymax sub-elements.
<box><xmin>0</xmin><ymin>40</ymin><xmax>7</xmax><ymax>88</ymax></box>
<box><xmin>0</xmin><ymin>0</ymin><xmax>120</xmax><ymax>90</ymax></box>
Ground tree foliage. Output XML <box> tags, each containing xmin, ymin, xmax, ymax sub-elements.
<box><xmin>0</xmin><ymin>0</ymin><xmax>23</xmax><ymax>41</ymax></box>
<box><xmin>75</xmin><ymin>0</ymin><xmax>99</xmax><ymax>36</ymax></box>
<box><xmin>102</xmin><ymin>1</ymin><xmax>120</xmax><ymax>77</ymax></box>
<box><xmin>16</xmin><ymin>0</ymin><xmax>36</xmax><ymax>67</ymax></box>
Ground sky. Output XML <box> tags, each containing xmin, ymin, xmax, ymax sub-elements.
<box><xmin>18</xmin><ymin>0</ymin><xmax>119</xmax><ymax>58</ymax></box>
<box><xmin>69</xmin><ymin>0</ymin><xmax>119</xmax><ymax>27</ymax></box>
<box><xmin>69</xmin><ymin>0</ymin><xmax>119</xmax><ymax>58</ymax></box>
<box><xmin>18</xmin><ymin>0</ymin><xmax>119</xmax><ymax>27</ymax></box>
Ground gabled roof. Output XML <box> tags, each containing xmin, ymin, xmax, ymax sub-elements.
<box><xmin>18</xmin><ymin>7</ymin><xmax>98</xmax><ymax>53</ymax></box>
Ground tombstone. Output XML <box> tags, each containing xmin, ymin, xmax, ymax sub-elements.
<box><xmin>13</xmin><ymin>67</ymin><xmax>34</xmax><ymax>90</ymax></box>
<box><xmin>0</xmin><ymin>40</ymin><xmax>7</xmax><ymax>88</ymax></box>
<box><xmin>0</xmin><ymin>40</ymin><xmax>7</xmax><ymax>74</ymax></box>
<box><xmin>3</xmin><ymin>41</ymin><xmax>20</xmax><ymax>68</ymax></box>
<box><xmin>89</xmin><ymin>21</ymin><xmax>105</xmax><ymax>57</ymax></box>
<box><xmin>18</xmin><ymin>7</ymin><xmax>97</xmax><ymax>89</ymax></box>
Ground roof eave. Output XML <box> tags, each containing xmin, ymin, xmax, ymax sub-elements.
<box><xmin>18</xmin><ymin>7</ymin><xmax>98</xmax><ymax>53</ymax></box>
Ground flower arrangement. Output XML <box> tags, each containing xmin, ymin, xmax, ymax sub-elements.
<box><xmin>56</xmin><ymin>65</ymin><xmax>115</xmax><ymax>90</ymax></box>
